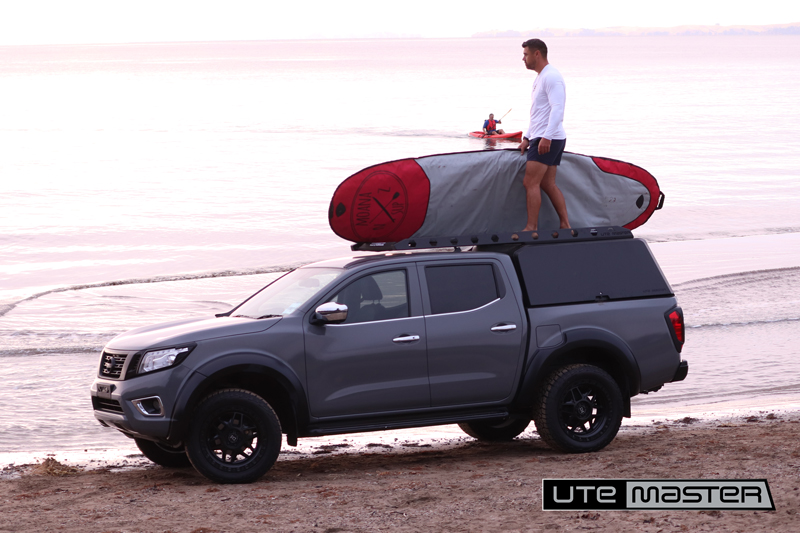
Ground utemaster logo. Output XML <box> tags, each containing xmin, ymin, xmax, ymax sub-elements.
<box><xmin>542</xmin><ymin>479</ymin><xmax>775</xmax><ymax>511</ymax></box>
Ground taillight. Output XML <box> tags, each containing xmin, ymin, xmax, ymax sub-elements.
<box><xmin>667</xmin><ymin>308</ymin><xmax>685</xmax><ymax>351</ymax></box>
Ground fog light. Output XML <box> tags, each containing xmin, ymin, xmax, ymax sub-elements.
<box><xmin>132</xmin><ymin>396</ymin><xmax>164</xmax><ymax>417</ymax></box>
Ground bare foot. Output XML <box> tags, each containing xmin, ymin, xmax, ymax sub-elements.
<box><xmin>521</xmin><ymin>226</ymin><xmax>537</xmax><ymax>232</ymax></box>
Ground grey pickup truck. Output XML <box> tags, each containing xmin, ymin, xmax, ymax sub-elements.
<box><xmin>90</xmin><ymin>227</ymin><xmax>687</xmax><ymax>483</ymax></box>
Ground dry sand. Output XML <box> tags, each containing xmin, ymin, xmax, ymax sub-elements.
<box><xmin>2</xmin><ymin>412</ymin><xmax>799</xmax><ymax>533</ymax></box>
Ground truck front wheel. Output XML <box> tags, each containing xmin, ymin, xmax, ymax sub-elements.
<box><xmin>458</xmin><ymin>417</ymin><xmax>531</xmax><ymax>441</ymax></box>
<box><xmin>533</xmin><ymin>364</ymin><xmax>623</xmax><ymax>453</ymax></box>
<box><xmin>186</xmin><ymin>389</ymin><xmax>282</xmax><ymax>484</ymax></box>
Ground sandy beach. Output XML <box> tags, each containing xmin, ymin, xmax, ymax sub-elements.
<box><xmin>2</xmin><ymin>411</ymin><xmax>798</xmax><ymax>533</ymax></box>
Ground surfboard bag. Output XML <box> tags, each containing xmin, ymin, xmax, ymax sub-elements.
<box><xmin>329</xmin><ymin>149</ymin><xmax>663</xmax><ymax>244</ymax></box>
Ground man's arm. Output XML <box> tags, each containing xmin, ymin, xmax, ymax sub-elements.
<box><xmin>543</xmin><ymin>75</ymin><xmax>566</xmax><ymax>141</ymax></box>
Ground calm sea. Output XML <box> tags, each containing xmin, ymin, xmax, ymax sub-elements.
<box><xmin>1</xmin><ymin>36</ymin><xmax>799</xmax><ymax>456</ymax></box>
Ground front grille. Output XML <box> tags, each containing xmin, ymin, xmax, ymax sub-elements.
<box><xmin>92</xmin><ymin>396</ymin><xmax>124</xmax><ymax>413</ymax></box>
<box><xmin>99</xmin><ymin>351</ymin><xmax>128</xmax><ymax>379</ymax></box>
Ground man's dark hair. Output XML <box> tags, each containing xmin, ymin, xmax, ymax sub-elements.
<box><xmin>522</xmin><ymin>38</ymin><xmax>548</xmax><ymax>58</ymax></box>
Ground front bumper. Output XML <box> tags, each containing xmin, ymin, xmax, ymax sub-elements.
<box><xmin>91</xmin><ymin>384</ymin><xmax>171</xmax><ymax>440</ymax></box>
<box><xmin>90</xmin><ymin>363</ymin><xmax>183</xmax><ymax>441</ymax></box>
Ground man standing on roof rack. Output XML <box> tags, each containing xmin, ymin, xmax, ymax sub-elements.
<box><xmin>519</xmin><ymin>38</ymin><xmax>570</xmax><ymax>231</ymax></box>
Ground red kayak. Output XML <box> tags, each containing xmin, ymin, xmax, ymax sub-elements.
<box><xmin>468</xmin><ymin>131</ymin><xmax>523</xmax><ymax>141</ymax></box>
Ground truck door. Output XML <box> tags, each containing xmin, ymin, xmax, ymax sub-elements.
<box><xmin>418</xmin><ymin>260</ymin><xmax>525</xmax><ymax>406</ymax></box>
<box><xmin>304</xmin><ymin>267</ymin><xmax>430</xmax><ymax>418</ymax></box>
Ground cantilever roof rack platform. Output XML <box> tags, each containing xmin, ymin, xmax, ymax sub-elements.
<box><xmin>350</xmin><ymin>226</ymin><xmax>633</xmax><ymax>252</ymax></box>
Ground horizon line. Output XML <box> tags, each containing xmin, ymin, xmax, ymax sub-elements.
<box><xmin>1</xmin><ymin>21</ymin><xmax>798</xmax><ymax>48</ymax></box>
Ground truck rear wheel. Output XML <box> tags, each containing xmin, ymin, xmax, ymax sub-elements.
<box><xmin>533</xmin><ymin>364</ymin><xmax>623</xmax><ymax>453</ymax></box>
<box><xmin>186</xmin><ymin>389</ymin><xmax>282</xmax><ymax>484</ymax></box>
<box><xmin>458</xmin><ymin>417</ymin><xmax>531</xmax><ymax>441</ymax></box>
<box><xmin>135</xmin><ymin>438</ymin><xmax>191</xmax><ymax>468</ymax></box>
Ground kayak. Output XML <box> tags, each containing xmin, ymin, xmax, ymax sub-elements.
<box><xmin>468</xmin><ymin>131</ymin><xmax>523</xmax><ymax>140</ymax></box>
<box><xmin>329</xmin><ymin>149</ymin><xmax>663</xmax><ymax>244</ymax></box>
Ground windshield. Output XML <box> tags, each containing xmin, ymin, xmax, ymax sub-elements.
<box><xmin>232</xmin><ymin>267</ymin><xmax>345</xmax><ymax>319</ymax></box>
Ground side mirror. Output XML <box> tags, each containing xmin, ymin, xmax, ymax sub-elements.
<box><xmin>312</xmin><ymin>302</ymin><xmax>348</xmax><ymax>325</ymax></box>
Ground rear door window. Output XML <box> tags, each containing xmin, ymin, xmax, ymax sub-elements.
<box><xmin>425</xmin><ymin>264</ymin><xmax>499</xmax><ymax>315</ymax></box>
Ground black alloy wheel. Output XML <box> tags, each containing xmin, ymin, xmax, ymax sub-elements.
<box><xmin>186</xmin><ymin>389</ymin><xmax>282</xmax><ymax>484</ymax></box>
<box><xmin>533</xmin><ymin>364</ymin><xmax>623</xmax><ymax>453</ymax></box>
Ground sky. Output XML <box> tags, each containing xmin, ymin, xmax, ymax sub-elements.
<box><xmin>0</xmin><ymin>0</ymin><xmax>798</xmax><ymax>45</ymax></box>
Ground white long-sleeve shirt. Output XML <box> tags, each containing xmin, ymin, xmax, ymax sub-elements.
<box><xmin>525</xmin><ymin>64</ymin><xmax>566</xmax><ymax>141</ymax></box>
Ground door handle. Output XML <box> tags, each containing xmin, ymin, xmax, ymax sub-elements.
<box><xmin>491</xmin><ymin>324</ymin><xmax>517</xmax><ymax>332</ymax></box>
<box><xmin>393</xmin><ymin>334</ymin><xmax>420</xmax><ymax>343</ymax></box>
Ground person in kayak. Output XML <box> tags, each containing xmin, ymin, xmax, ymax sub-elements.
<box><xmin>482</xmin><ymin>114</ymin><xmax>505</xmax><ymax>135</ymax></box>
<box><xmin>519</xmin><ymin>38</ymin><xmax>570</xmax><ymax>231</ymax></box>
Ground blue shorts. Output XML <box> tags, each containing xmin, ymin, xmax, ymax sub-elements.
<box><xmin>526</xmin><ymin>138</ymin><xmax>566</xmax><ymax>166</ymax></box>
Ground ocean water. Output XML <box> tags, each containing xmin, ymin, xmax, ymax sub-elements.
<box><xmin>1</xmin><ymin>36</ymin><xmax>799</xmax><ymax>456</ymax></box>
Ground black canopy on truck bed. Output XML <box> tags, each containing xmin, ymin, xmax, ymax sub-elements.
<box><xmin>512</xmin><ymin>238</ymin><xmax>673</xmax><ymax>308</ymax></box>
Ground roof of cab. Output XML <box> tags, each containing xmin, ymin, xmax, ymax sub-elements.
<box><xmin>301</xmin><ymin>248</ymin><xmax>503</xmax><ymax>271</ymax></box>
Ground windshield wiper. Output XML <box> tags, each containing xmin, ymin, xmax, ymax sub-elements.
<box><xmin>231</xmin><ymin>314</ymin><xmax>282</xmax><ymax>320</ymax></box>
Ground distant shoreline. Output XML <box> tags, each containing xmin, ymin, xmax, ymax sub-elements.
<box><xmin>474</xmin><ymin>22</ymin><xmax>800</xmax><ymax>38</ymax></box>
<box><xmin>2</xmin><ymin>24</ymin><xmax>799</xmax><ymax>47</ymax></box>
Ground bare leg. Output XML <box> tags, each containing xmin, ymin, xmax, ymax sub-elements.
<box><xmin>540</xmin><ymin>165</ymin><xmax>571</xmax><ymax>229</ymax></box>
<box><xmin>522</xmin><ymin>161</ymin><xmax>548</xmax><ymax>231</ymax></box>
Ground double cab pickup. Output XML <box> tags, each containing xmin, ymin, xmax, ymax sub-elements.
<box><xmin>91</xmin><ymin>227</ymin><xmax>687</xmax><ymax>483</ymax></box>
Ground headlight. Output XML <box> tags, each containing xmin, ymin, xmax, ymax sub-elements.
<box><xmin>138</xmin><ymin>345</ymin><xmax>194</xmax><ymax>374</ymax></box>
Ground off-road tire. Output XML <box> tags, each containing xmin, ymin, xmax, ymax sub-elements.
<box><xmin>533</xmin><ymin>364</ymin><xmax>623</xmax><ymax>453</ymax></box>
<box><xmin>186</xmin><ymin>389</ymin><xmax>282</xmax><ymax>484</ymax></box>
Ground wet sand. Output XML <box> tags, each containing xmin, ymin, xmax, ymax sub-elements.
<box><xmin>2</xmin><ymin>411</ymin><xmax>799</xmax><ymax>533</ymax></box>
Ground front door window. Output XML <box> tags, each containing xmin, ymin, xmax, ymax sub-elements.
<box><xmin>329</xmin><ymin>270</ymin><xmax>409</xmax><ymax>324</ymax></box>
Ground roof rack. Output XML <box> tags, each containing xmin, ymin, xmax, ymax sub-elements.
<box><xmin>351</xmin><ymin>226</ymin><xmax>633</xmax><ymax>252</ymax></box>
